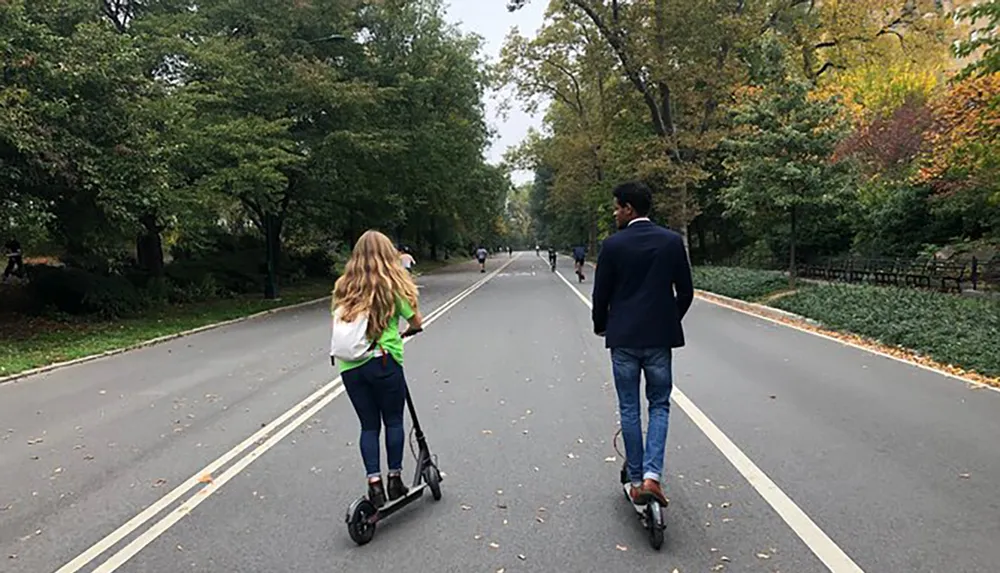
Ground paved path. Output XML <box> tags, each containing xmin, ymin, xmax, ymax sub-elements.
<box><xmin>2</xmin><ymin>253</ymin><xmax>999</xmax><ymax>572</ymax></box>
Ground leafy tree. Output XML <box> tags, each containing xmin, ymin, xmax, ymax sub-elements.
<box><xmin>722</xmin><ymin>36</ymin><xmax>854</xmax><ymax>284</ymax></box>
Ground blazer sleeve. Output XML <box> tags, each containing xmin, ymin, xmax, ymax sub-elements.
<box><xmin>672</xmin><ymin>237</ymin><xmax>694</xmax><ymax>320</ymax></box>
<box><xmin>592</xmin><ymin>242</ymin><xmax>613</xmax><ymax>335</ymax></box>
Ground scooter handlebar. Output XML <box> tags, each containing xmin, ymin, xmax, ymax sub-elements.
<box><xmin>402</xmin><ymin>327</ymin><xmax>423</xmax><ymax>339</ymax></box>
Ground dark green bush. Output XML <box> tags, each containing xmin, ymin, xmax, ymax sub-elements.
<box><xmin>692</xmin><ymin>266</ymin><xmax>789</xmax><ymax>301</ymax></box>
<box><xmin>28</xmin><ymin>266</ymin><xmax>146</xmax><ymax>318</ymax></box>
<box><xmin>773</xmin><ymin>285</ymin><xmax>1000</xmax><ymax>377</ymax></box>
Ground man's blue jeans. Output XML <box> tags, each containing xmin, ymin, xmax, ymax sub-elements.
<box><xmin>611</xmin><ymin>347</ymin><xmax>673</xmax><ymax>484</ymax></box>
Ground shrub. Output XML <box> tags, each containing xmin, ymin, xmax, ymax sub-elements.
<box><xmin>692</xmin><ymin>266</ymin><xmax>789</xmax><ymax>301</ymax></box>
<box><xmin>773</xmin><ymin>284</ymin><xmax>1000</xmax><ymax>378</ymax></box>
<box><xmin>28</xmin><ymin>266</ymin><xmax>146</xmax><ymax>318</ymax></box>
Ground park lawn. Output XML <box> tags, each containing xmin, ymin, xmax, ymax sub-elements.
<box><xmin>0</xmin><ymin>281</ymin><xmax>333</xmax><ymax>379</ymax></box>
<box><xmin>693</xmin><ymin>266</ymin><xmax>1000</xmax><ymax>380</ymax></box>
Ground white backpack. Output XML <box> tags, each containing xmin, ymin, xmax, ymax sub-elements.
<box><xmin>330</xmin><ymin>306</ymin><xmax>377</xmax><ymax>362</ymax></box>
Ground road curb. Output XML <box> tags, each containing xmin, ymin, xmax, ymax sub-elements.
<box><xmin>0</xmin><ymin>295</ymin><xmax>331</xmax><ymax>387</ymax></box>
<box><xmin>694</xmin><ymin>289</ymin><xmax>818</xmax><ymax>325</ymax></box>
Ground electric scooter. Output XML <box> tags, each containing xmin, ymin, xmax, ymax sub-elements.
<box><xmin>615</xmin><ymin>432</ymin><xmax>667</xmax><ymax>550</ymax></box>
<box><xmin>344</xmin><ymin>329</ymin><xmax>443</xmax><ymax>545</ymax></box>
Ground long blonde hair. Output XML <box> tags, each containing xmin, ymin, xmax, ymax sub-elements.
<box><xmin>333</xmin><ymin>230</ymin><xmax>419</xmax><ymax>341</ymax></box>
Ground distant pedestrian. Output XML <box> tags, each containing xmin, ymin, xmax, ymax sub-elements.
<box><xmin>475</xmin><ymin>246</ymin><xmax>488</xmax><ymax>273</ymax></box>
<box><xmin>3</xmin><ymin>237</ymin><xmax>24</xmax><ymax>282</ymax></box>
<box><xmin>400</xmin><ymin>247</ymin><xmax>416</xmax><ymax>274</ymax></box>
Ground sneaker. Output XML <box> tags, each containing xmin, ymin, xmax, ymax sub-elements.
<box><xmin>387</xmin><ymin>473</ymin><xmax>409</xmax><ymax>501</ymax></box>
<box><xmin>367</xmin><ymin>479</ymin><xmax>386</xmax><ymax>508</ymax></box>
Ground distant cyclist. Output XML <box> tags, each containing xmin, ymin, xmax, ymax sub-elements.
<box><xmin>547</xmin><ymin>246</ymin><xmax>557</xmax><ymax>272</ymax></box>
<box><xmin>475</xmin><ymin>246</ymin><xmax>488</xmax><ymax>273</ymax></box>
<box><xmin>572</xmin><ymin>245</ymin><xmax>587</xmax><ymax>282</ymax></box>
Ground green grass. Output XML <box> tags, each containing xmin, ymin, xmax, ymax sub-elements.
<box><xmin>773</xmin><ymin>284</ymin><xmax>1000</xmax><ymax>378</ymax></box>
<box><xmin>692</xmin><ymin>266</ymin><xmax>790</xmax><ymax>301</ymax></box>
<box><xmin>0</xmin><ymin>280</ymin><xmax>333</xmax><ymax>378</ymax></box>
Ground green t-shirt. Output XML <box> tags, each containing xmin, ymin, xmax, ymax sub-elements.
<box><xmin>336</xmin><ymin>295</ymin><xmax>415</xmax><ymax>373</ymax></box>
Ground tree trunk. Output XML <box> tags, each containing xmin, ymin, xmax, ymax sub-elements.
<box><xmin>136</xmin><ymin>214</ymin><xmax>164</xmax><ymax>277</ymax></box>
<box><xmin>789</xmin><ymin>206</ymin><xmax>797</xmax><ymax>289</ymax></box>
<box><xmin>429</xmin><ymin>218</ymin><xmax>438</xmax><ymax>261</ymax></box>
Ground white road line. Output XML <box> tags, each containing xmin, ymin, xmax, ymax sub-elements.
<box><xmin>55</xmin><ymin>254</ymin><xmax>519</xmax><ymax>573</ymax></box>
<box><xmin>554</xmin><ymin>268</ymin><xmax>866</xmax><ymax>573</ymax></box>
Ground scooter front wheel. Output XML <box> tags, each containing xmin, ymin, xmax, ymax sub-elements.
<box><xmin>347</xmin><ymin>499</ymin><xmax>378</xmax><ymax>545</ymax></box>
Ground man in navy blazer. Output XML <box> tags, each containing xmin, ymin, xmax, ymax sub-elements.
<box><xmin>592</xmin><ymin>181</ymin><xmax>693</xmax><ymax>506</ymax></box>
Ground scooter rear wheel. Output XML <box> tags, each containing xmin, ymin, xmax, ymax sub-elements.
<box><xmin>646</xmin><ymin>502</ymin><xmax>665</xmax><ymax>550</ymax></box>
<box><xmin>347</xmin><ymin>499</ymin><xmax>378</xmax><ymax>545</ymax></box>
<box><xmin>424</xmin><ymin>466</ymin><xmax>442</xmax><ymax>501</ymax></box>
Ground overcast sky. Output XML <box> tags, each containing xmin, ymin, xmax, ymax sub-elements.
<box><xmin>443</xmin><ymin>0</ymin><xmax>548</xmax><ymax>184</ymax></box>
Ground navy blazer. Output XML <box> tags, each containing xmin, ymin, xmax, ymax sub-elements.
<box><xmin>591</xmin><ymin>220</ymin><xmax>694</xmax><ymax>349</ymax></box>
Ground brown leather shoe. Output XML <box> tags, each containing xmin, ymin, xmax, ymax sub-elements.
<box><xmin>628</xmin><ymin>483</ymin><xmax>652</xmax><ymax>505</ymax></box>
<box><xmin>643</xmin><ymin>479</ymin><xmax>669</xmax><ymax>506</ymax></box>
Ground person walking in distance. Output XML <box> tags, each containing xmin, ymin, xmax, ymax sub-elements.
<box><xmin>475</xmin><ymin>245</ymin><xmax>488</xmax><ymax>273</ymax></box>
<box><xmin>572</xmin><ymin>244</ymin><xmax>587</xmax><ymax>282</ymax></box>
<box><xmin>400</xmin><ymin>246</ymin><xmax>416</xmax><ymax>275</ymax></box>
<box><xmin>3</xmin><ymin>237</ymin><xmax>24</xmax><ymax>282</ymax></box>
<box><xmin>591</xmin><ymin>181</ymin><xmax>693</xmax><ymax>506</ymax></box>
<box><xmin>332</xmin><ymin>230</ymin><xmax>424</xmax><ymax>508</ymax></box>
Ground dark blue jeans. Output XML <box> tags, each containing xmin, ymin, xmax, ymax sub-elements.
<box><xmin>611</xmin><ymin>348</ymin><xmax>673</xmax><ymax>484</ymax></box>
<box><xmin>342</xmin><ymin>356</ymin><xmax>407</xmax><ymax>478</ymax></box>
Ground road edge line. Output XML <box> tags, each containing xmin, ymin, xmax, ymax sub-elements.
<box><xmin>0</xmin><ymin>296</ymin><xmax>331</xmax><ymax>387</ymax></box>
<box><xmin>693</xmin><ymin>290</ymin><xmax>1000</xmax><ymax>394</ymax></box>
<box><xmin>554</xmin><ymin>266</ymin><xmax>866</xmax><ymax>573</ymax></box>
<box><xmin>559</xmin><ymin>254</ymin><xmax>999</xmax><ymax>393</ymax></box>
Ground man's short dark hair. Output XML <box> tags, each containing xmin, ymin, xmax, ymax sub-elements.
<box><xmin>612</xmin><ymin>181</ymin><xmax>652</xmax><ymax>216</ymax></box>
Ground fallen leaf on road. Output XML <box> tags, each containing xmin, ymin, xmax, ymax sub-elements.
<box><xmin>8</xmin><ymin>554</ymin><xmax>16</xmax><ymax>559</ymax></box>
<box><xmin>721</xmin><ymin>502</ymin><xmax>731</xmax><ymax>508</ymax></box>
<box><xmin>567</xmin><ymin>453</ymin><xmax>577</xmax><ymax>459</ymax></box>
<box><xmin>710</xmin><ymin>547</ymin><xmax>718</xmax><ymax>552</ymax></box>
<box><xmin>518</xmin><ymin>554</ymin><xmax>526</xmax><ymax>561</ymax></box>
<box><xmin>53</xmin><ymin>467</ymin><xmax>62</xmax><ymax>474</ymax></box>
<box><xmin>496</xmin><ymin>569</ymin><xmax>505</xmax><ymax>573</ymax></box>
<box><xmin>176</xmin><ymin>545</ymin><xmax>183</xmax><ymax>551</ymax></box>
<box><xmin>153</xmin><ymin>478</ymin><xmax>167</xmax><ymax>488</ymax></box>
<box><xmin>198</xmin><ymin>473</ymin><xmax>214</xmax><ymax>484</ymax></box>
<box><xmin>707</xmin><ymin>503</ymin><xmax>713</xmax><ymax>508</ymax></box>
<box><xmin>497</xmin><ymin>502</ymin><xmax>508</xmax><ymax>509</ymax></box>
<box><xmin>27</xmin><ymin>438</ymin><xmax>43</xmax><ymax>445</ymax></box>
<box><xmin>526</xmin><ymin>409</ymin><xmax>532</xmax><ymax>415</ymax></box>
<box><xmin>604</xmin><ymin>456</ymin><xmax>617</xmax><ymax>462</ymax></box>
<box><xmin>497</xmin><ymin>490</ymin><xmax>503</xmax><ymax>495</ymax></box>
<box><xmin>721</xmin><ymin>556</ymin><xmax>730</xmax><ymax>562</ymax></box>
<box><xmin>711</xmin><ymin>565</ymin><xmax>724</xmax><ymax>571</ymax></box>
<box><xmin>616</xmin><ymin>544</ymin><xmax>628</xmax><ymax>551</ymax></box>
<box><xmin>577</xmin><ymin>438</ymin><xmax>584</xmax><ymax>444</ymax></box>
<box><xmin>535</xmin><ymin>516</ymin><xmax>545</xmax><ymax>523</ymax></box>
<box><xmin>959</xmin><ymin>473</ymin><xmax>971</xmax><ymax>479</ymax></box>
<box><xmin>474</xmin><ymin>534</ymin><xmax>482</xmax><ymax>540</ymax></box>
<box><xmin>461</xmin><ymin>504</ymin><xmax>472</xmax><ymax>511</ymax></box>
<box><xmin>489</xmin><ymin>542</ymin><xmax>500</xmax><ymax>549</ymax></box>
<box><xmin>481</xmin><ymin>430</ymin><xmax>493</xmax><ymax>435</ymax></box>
<box><xmin>757</xmin><ymin>553</ymin><xmax>771</xmax><ymax>559</ymax></box>
<box><xmin>722</xmin><ymin>518</ymin><xmax>732</xmax><ymax>523</ymax></box>
<box><xmin>99</xmin><ymin>390</ymin><xmax>106</xmax><ymax>395</ymax></box>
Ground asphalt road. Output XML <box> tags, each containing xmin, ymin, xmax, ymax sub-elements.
<box><xmin>2</xmin><ymin>253</ymin><xmax>999</xmax><ymax>573</ymax></box>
